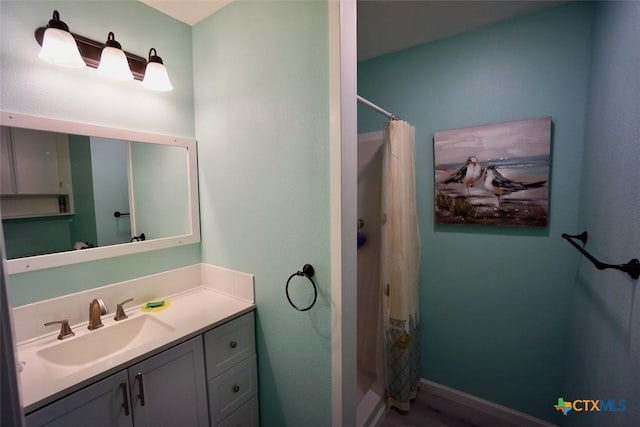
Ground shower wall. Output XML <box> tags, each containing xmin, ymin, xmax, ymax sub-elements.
<box><xmin>356</xmin><ymin>131</ymin><xmax>385</xmax><ymax>418</ymax></box>
<box><xmin>357</xmin><ymin>3</ymin><xmax>592</xmax><ymax>422</ymax></box>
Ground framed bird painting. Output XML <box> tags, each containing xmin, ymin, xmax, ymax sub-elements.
<box><xmin>434</xmin><ymin>116</ymin><xmax>551</xmax><ymax>227</ymax></box>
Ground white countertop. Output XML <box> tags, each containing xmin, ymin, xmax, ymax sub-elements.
<box><xmin>17</xmin><ymin>287</ymin><xmax>255</xmax><ymax>413</ymax></box>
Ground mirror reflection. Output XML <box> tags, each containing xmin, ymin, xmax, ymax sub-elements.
<box><xmin>130</xmin><ymin>142</ymin><xmax>190</xmax><ymax>239</ymax></box>
<box><xmin>1</xmin><ymin>126</ymin><xmax>190</xmax><ymax>260</ymax></box>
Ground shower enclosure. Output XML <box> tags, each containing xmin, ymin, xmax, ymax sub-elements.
<box><xmin>356</xmin><ymin>130</ymin><xmax>386</xmax><ymax>425</ymax></box>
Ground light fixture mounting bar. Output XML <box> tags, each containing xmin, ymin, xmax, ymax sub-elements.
<box><xmin>35</xmin><ymin>27</ymin><xmax>147</xmax><ymax>81</ymax></box>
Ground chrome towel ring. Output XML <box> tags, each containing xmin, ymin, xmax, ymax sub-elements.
<box><xmin>285</xmin><ymin>264</ymin><xmax>317</xmax><ymax>311</ymax></box>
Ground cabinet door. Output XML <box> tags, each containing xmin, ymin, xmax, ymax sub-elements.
<box><xmin>128</xmin><ymin>336</ymin><xmax>208</xmax><ymax>427</ymax></box>
<box><xmin>10</xmin><ymin>127</ymin><xmax>61</xmax><ymax>194</ymax></box>
<box><xmin>25</xmin><ymin>370</ymin><xmax>133</xmax><ymax>427</ymax></box>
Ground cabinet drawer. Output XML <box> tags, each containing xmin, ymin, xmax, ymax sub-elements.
<box><xmin>204</xmin><ymin>311</ymin><xmax>255</xmax><ymax>379</ymax></box>
<box><xmin>208</xmin><ymin>354</ymin><xmax>258</xmax><ymax>424</ymax></box>
<box><xmin>216</xmin><ymin>396</ymin><xmax>259</xmax><ymax>427</ymax></box>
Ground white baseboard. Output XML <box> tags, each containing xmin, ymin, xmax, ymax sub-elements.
<box><xmin>420</xmin><ymin>379</ymin><xmax>557</xmax><ymax>427</ymax></box>
<box><xmin>357</xmin><ymin>388</ymin><xmax>386</xmax><ymax>427</ymax></box>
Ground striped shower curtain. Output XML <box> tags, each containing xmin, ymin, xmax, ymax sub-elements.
<box><xmin>380</xmin><ymin>119</ymin><xmax>420</xmax><ymax>411</ymax></box>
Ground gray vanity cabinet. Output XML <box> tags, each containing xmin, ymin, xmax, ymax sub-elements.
<box><xmin>26</xmin><ymin>337</ymin><xmax>207</xmax><ymax>427</ymax></box>
<box><xmin>128</xmin><ymin>336</ymin><xmax>208</xmax><ymax>427</ymax></box>
<box><xmin>204</xmin><ymin>311</ymin><xmax>259</xmax><ymax>425</ymax></box>
<box><xmin>25</xmin><ymin>312</ymin><xmax>258</xmax><ymax>427</ymax></box>
<box><xmin>25</xmin><ymin>370</ymin><xmax>133</xmax><ymax>427</ymax></box>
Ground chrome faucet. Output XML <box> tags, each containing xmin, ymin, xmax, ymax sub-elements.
<box><xmin>88</xmin><ymin>298</ymin><xmax>108</xmax><ymax>330</ymax></box>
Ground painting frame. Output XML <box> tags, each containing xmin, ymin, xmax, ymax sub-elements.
<box><xmin>434</xmin><ymin>117</ymin><xmax>552</xmax><ymax>228</ymax></box>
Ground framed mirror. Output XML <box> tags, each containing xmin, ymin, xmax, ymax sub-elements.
<box><xmin>0</xmin><ymin>111</ymin><xmax>200</xmax><ymax>274</ymax></box>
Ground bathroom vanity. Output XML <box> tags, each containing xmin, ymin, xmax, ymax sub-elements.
<box><xmin>3</xmin><ymin>112</ymin><xmax>259</xmax><ymax>425</ymax></box>
<box><xmin>15</xmin><ymin>265</ymin><xmax>258</xmax><ymax>427</ymax></box>
<box><xmin>26</xmin><ymin>336</ymin><xmax>210</xmax><ymax>426</ymax></box>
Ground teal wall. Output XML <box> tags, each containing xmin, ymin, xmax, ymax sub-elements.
<box><xmin>0</xmin><ymin>1</ymin><xmax>200</xmax><ymax>305</ymax></box>
<box><xmin>68</xmin><ymin>134</ymin><xmax>98</xmax><ymax>247</ymax></box>
<box><xmin>90</xmin><ymin>137</ymin><xmax>131</xmax><ymax>246</ymax></box>
<box><xmin>130</xmin><ymin>142</ymin><xmax>189</xmax><ymax>239</ymax></box>
<box><xmin>7</xmin><ymin>245</ymin><xmax>200</xmax><ymax>306</ymax></box>
<box><xmin>192</xmin><ymin>2</ymin><xmax>332</xmax><ymax>426</ymax></box>
<box><xmin>2</xmin><ymin>217</ymin><xmax>72</xmax><ymax>259</ymax></box>
<box><xmin>0</xmin><ymin>0</ymin><xmax>194</xmax><ymax>136</ymax></box>
<box><xmin>564</xmin><ymin>2</ymin><xmax>640</xmax><ymax>426</ymax></box>
<box><xmin>358</xmin><ymin>3</ymin><xmax>593</xmax><ymax>421</ymax></box>
<box><xmin>3</xmin><ymin>2</ymin><xmax>334</xmax><ymax>423</ymax></box>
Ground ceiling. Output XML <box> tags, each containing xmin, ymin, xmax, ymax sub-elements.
<box><xmin>139</xmin><ymin>0</ymin><xmax>232</xmax><ymax>26</ymax></box>
<box><xmin>139</xmin><ymin>0</ymin><xmax>566</xmax><ymax>61</ymax></box>
<box><xmin>357</xmin><ymin>0</ymin><xmax>566</xmax><ymax>61</ymax></box>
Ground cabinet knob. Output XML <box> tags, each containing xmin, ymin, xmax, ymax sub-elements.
<box><xmin>229</xmin><ymin>340</ymin><xmax>237</xmax><ymax>349</ymax></box>
<box><xmin>233</xmin><ymin>385</ymin><xmax>240</xmax><ymax>393</ymax></box>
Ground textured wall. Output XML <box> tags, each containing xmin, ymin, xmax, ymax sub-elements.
<box><xmin>192</xmin><ymin>2</ymin><xmax>332</xmax><ymax>426</ymax></box>
<box><xmin>563</xmin><ymin>2</ymin><xmax>640</xmax><ymax>426</ymax></box>
<box><xmin>358</xmin><ymin>3</ymin><xmax>593</xmax><ymax>421</ymax></box>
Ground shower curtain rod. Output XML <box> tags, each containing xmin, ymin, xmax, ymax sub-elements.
<box><xmin>357</xmin><ymin>95</ymin><xmax>401</xmax><ymax>121</ymax></box>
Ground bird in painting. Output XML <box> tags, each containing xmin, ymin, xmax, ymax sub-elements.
<box><xmin>483</xmin><ymin>166</ymin><xmax>547</xmax><ymax>207</ymax></box>
<box><xmin>442</xmin><ymin>156</ymin><xmax>483</xmax><ymax>195</ymax></box>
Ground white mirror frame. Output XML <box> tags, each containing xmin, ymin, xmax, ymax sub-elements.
<box><xmin>1</xmin><ymin>111</ymin><xmax>200</xmax><ymax>274</ymax></box>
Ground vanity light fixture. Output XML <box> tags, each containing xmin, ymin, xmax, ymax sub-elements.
<box><xmin>142</xmin><ymin>48</ymin><xmax>173</xmax><ymax>92</ymax></box>
<box><xmin>96</xmin><ymin>32</ymin><xmax>134</xmax><ymax>81</ymax></box>
<box><xmin>35</xmin><ymin>10</ymin><xmax>173</xmax><ymax>91</ymax></box>
<box><xmin>37</xmin><ymin>10</ymin><xmax>85</xmax><ymax>68</ymax></box>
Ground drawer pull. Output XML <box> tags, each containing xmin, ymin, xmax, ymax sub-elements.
<box><xmin>136</xmin><ymin>373</ymin><xmax>146</xmax><ymax>406</ymax></box>
<box><xmin>120</xmin><ymin>381</ymin><xmax>130</xmax><ymax>416</ymax></box>
<box><xmin>229</xmin><ymin>340</ymin><xmax>238</xmax><ymax>349</ymax></box>
<box><xmin>233</xmin><ymin>385</ymin><xmax>240</xmax><ymax>393</ymax></box>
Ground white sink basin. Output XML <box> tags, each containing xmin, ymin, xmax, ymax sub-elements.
<box><xmin>37</xmin><ymin>315</ymin><xmax>174</xmax><ymax>375</ymax></box>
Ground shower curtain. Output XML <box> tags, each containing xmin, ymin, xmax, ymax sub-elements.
<box><xmin>380</xmin><ymin>119</ymin><xmax>420</xmax><ymax>411</ymax></box>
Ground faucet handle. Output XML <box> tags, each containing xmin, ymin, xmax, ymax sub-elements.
<box><xmin>44</xmin><ymin>319</ymin><xmax>75</xmax><ymax>340</ymax></box>
<box><xmin>114</xmin><ymin>298</ymin><xmax>134</xmax><ymax>321</ymax></box>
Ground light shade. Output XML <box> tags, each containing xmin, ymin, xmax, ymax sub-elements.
<box><xmin>37</xmin><ymin>11</ymin><xmax>85</xmax><ymax>68</ymax></box>
<box><xmin>142</xmin><ymin>48</ymin><xmax>173</xmax><ymax>92</ymax></box>
<box><xmin>96</xmin><ymin>32</ymin><xmax>133</xmax><ymax>81</ymax></box>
